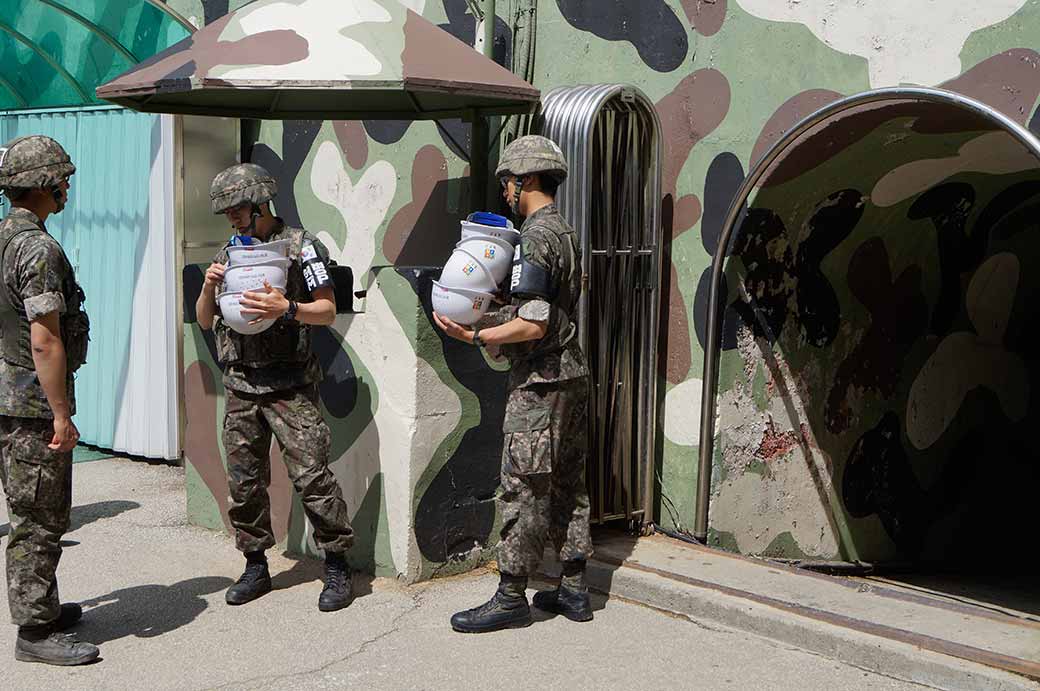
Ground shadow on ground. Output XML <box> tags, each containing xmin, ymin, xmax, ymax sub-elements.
<box><xmin>0</xmin><ymin>499</ymin><xmax>140</xmax><ymax>538</ymax></box>
<box><xmin>77</xmin><ymin>576</ymin><xmax>232</xmax><ymax>644</ymax></box>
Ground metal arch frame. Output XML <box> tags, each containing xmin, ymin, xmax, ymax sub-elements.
<box><xmin>38</xmin><ymin>0</ymin><xmax>141</xmax><ymax>63</ymax></box>
<box><xmin>540</xmin><ymin>83</ymin><xmax>664</xmax><ymax>523</ymax></box>
<box><xmin>142</xmin><ymin>0</ymin><xmax>198</xmax><ymax>33</ymax></box>
<box><xmin>541</xmin><ymin>84</ymin><xmax>664</xmax><ymax>358</ymax></box>
<box><xmin>693</xmin><ymin>86</ymin><xmax>1040</xmax><ymax>542</ymax></box>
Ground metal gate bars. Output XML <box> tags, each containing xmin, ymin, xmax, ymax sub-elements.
<box><xmin>540</xmin><ymin>85</ymin><xmax>664</xmax><ymax>526</ymax></box>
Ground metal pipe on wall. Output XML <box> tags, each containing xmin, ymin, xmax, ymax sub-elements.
<box><xmin>692</xmin><ymin>86</ymin><xmax>1040</xmax><ymax>543</ymax></box>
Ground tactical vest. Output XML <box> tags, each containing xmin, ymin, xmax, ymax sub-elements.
<box><xmin>214</xmin><ymin>228</ymin><xmax>314</xmax><ymax>368</ymax></box>
<box><xmin>502</xmin><ymin>216</ymin><xmax>582</xmax><ymax>363</ymax></box>
<box><xmin>0</xmin><ymin>220</ymin><xmax>90</xmax><ymax>372</ymax></box>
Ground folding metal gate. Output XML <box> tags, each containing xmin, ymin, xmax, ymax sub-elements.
<box><xmin>540</xmin><ymin>85</ymin><xmax>664</xmax><ymax>526</ymax></box>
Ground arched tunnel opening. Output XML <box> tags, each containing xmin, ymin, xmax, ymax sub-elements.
<box><xmin>699</xmin><ymin>88</ymin><xmax>1040</xmax><ymax>616</ymax></box>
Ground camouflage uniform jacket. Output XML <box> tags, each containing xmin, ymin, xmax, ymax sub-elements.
<box><xmin>500</xmin><ymin>203</ymin><xmax>588</xmax><ymax>388</ymax></box>
<box><xmin>213</xmin><ymin>220</ymin><xmax>333</xmax><ymax>395</ymax></box>
<box><xmin>0</xmin><ymin>207</ymin><xmax>87</xmax><ymax>418</ymax></box>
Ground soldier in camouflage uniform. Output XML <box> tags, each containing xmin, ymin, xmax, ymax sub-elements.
<box><xmin>195</xmin><ymin>163</ymin><xmax>354</xmax><ymax>612</ymax></box>
<box><xmin>433</xmin><ymin>135</ymin><xmax>593</xmax><ymax>633</ymax></box>
<box><xmin>0</xmin><ymin>136</ymin><xmax>98</xmax><ymax>665</ymax></box>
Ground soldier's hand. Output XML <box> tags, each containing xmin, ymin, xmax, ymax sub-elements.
<box><xmin>432</xmin><ymin>311</ymin><xmax>474</xmax><ymax>344</ymax></box>
<box><xmin>240</xmin><ymin>281</ymin><xmax>289</xmax><ymax>323</ymax></box>
<box><xmin>49</xmin><ymin>415</ymin><xmax>79</xmax><ymax>452</ymax></box>
<box><xmin>203</xmin><ymin>262</ymin><xmax>226</xmax><ymax>290</ymax></box>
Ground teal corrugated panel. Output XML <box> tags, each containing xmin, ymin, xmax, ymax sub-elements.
<box><xmin>0</xmin><ymin>107</ymin><xmax>161</xmax><ymax>452</ymax></box>
<box><xmin>0</xmin><ymin>0</ymin><xmax>193</xmax><ymax>110</ymax></box>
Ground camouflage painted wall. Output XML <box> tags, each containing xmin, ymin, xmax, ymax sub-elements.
<box><xmin>167</xmin><ymin>0</ymin><xmax>1040</xmax><ymax>574</ymax></box>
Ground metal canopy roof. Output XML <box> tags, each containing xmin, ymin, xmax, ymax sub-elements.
<box><xmin>96</xmin><ymin>0</ymin><xmax>540</xmax><ymax>120</ymax></box>
<box><xmin>0</xmin><ymin>0</ymin><xmax>194</xmax><ymax>111</ymax></box>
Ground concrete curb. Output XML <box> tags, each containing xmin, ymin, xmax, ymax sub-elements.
<box><xmin>584</xmin><ymin>558</ymin><xmax>1038</xmax><ymax>691</ymax></box>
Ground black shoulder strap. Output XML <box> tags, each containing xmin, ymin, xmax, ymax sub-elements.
<box><xmin>0</xmin><ymin>222</ymin><xmax>42</xmax><ymax>261</ymax></box>
<box><xmin>0</xmin><ymin>223</ymin><xmax>44</xmax><ymax>304</ymax></box>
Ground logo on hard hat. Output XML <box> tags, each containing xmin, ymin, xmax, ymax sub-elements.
<box><xmin>484</xmin><ymin>247</ymin><xmax>496</xmax><ymax>259</ymax></box>
<box><xmin>462</xmin><ymin>262</ymin><xmax>477</xmax><ymax>276</ymax></box>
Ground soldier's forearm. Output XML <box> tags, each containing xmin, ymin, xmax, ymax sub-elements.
<box><xmin>294</xmin><ymin>297</ymin><xmax>335</xmax><ymax>326</ymax></box>
<box><xmin>195</xmin><ymin>288</ymin><xmax>218</xmax><ymax>330</ymax></box>
<box><xmin>480</xmin><ymin>317</ymin><xmax>547</xmax><ymax>346</ymax></box>
<box><xmin>30</xmin><ymin>318</ymin><xmax>71</xmax><ymax>419</ymax></box>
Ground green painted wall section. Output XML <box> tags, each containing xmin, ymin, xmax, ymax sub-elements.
<box><xmin>169</xmin><ymin>0</ymin><xmax>1040</xmax><ymax>573</ymax></box>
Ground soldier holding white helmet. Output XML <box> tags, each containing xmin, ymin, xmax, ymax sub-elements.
<box><xmin>0</xmin><ymin>135</ymin><xmax>97</xmax><ymax>665</ymax></box>
<box><xmin>434</xmin><ymin>135</ymin><xmax>593</xmax><ymax>633</ymax></box>
<box><xmin>195</xmin><ymin>163</ymin><xmax>355</xmax><ymax>613</ymax></box>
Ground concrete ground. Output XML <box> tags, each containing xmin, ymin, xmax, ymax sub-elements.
<box><xmin>576</xmin><ymin>535</ymin><xmax>1040</xmax><ymax>690</ymax></box>
<box><xmin>0</xmin><ymin>458</ymin><xmax>932</xmax><ymax>691</ymax></box>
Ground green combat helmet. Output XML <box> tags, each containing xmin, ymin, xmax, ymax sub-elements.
<box><xmin>496</xmin><ymin>134</ymin><xmax>568</xmax><ymax>182</ymax></box>
<box><xmin>210</xmin><ymin>163</ymin><xmax>277</xmax><ymax>214</ymax></box>
<box><xmin>0</xmin><ymin>135</ymin><xmax>75</xmax><ymax>196</ymax></box>
<box><xmin>495</xmin><ymin>135</ymin><xmax>568</xmax><ymax>213</ymax></box>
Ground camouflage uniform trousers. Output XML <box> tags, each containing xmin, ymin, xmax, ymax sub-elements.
<box><xmin>496</xmin><ymin>377</ymin><xmax>592</xmax><ymax>577</ymax></box>
<box><xmin>0</xmin><ymin>416</ymin><xmax>72</xmax><ymax>627</ymax></box>
<box><xmin>223</xmin><ymin>385</ymin><xmax>353</xmax><ymax>554</ymax></box>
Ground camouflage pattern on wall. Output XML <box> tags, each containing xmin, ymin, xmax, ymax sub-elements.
<box><xmin>169</xmin><ymin>0</ymin><xmax>1040</xmax><ymax>576</ymax></box>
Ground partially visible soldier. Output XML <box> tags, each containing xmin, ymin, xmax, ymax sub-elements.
<box><xmin>0</xmin><ymin>135</ymin><xmax>97</xmax><ymax>665</ymax></box>
<box><xmin>433</xmin><ymin>135</ymin><xmax>593</xmax><ymax>633</ymax></box>
<box><xmin>195</xmin><ymin>163</ymin><xmax>354</xmax><ymax>612</ymax></box>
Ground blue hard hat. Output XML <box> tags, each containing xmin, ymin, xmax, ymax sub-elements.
<box><xmin>467</xmin><ymin>211</ymin><xmax>509</xmax><ymax>228</ymax></box>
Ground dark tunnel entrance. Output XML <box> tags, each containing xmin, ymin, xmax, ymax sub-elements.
<box><xmin>696</xmin><ymin>88</ymin><xmax>1040</xmax><ymax>620</ymax></box>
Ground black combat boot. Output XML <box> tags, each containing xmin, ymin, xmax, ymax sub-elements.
<box><xmin>532</xmin><ymin>560</ymin><xmax>593</xmax><ymax>622</ymax></box>
<box><xmin>318</xmin><ymin>552</ymin><xmax>354</xmax><ymax>612</ymax></box>
<box><xmin>225</xmin><ymin>551</ymin><xmax>272</xmax><ymax>605</ymax></box>
<box><xmin>55</xmin><ymin>603</ymin><xmax>83</xmax><ymax>631</ymax></box>
<box><xmin>450</xmin><ymin>573</ymin><xmax>532</xmax><ymax>633</ymax></box>
<box><xmin>15</xmin><ymin>624</ymin><xmax>99</xmax><ymax>666</ymax></box>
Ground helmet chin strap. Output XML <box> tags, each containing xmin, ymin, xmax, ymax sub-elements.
<box><xmin>246</xmin><ymin>203</ymin><xmax>262</xmax><ymax>234</ymax></box>
<box><xmin>510</xmin><ymin>175</ymin><xmax>524</xmax><ymax>219</ymax></box>
<box><xmin>233</xmin><ymin>203</ymin><xmax>263</xmax><ymax>235</ymax></box>
<box><xmin>50</xmin><ymin>185</ymin><xmax>65</xmax><ymax>213</ymax></box>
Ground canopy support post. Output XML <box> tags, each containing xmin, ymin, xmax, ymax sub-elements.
<box><xmin>469</xmin><ymin>0</ymin><xmax>497</xmax><ymax>211</ymax></box>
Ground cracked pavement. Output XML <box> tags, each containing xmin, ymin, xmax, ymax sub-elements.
<box><xmin>0</xmin><ymin>459</ymin><xmax>928</xmax><ymax>690</ymax></box>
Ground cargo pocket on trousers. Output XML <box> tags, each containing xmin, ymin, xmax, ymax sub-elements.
<box><xmin>5</xmin><ymin>453</ymin><xmax>58</xmax><ymax>509</ymax></box>
<box><xmin>503</xmin><ymin>406</ymin><xmax>553</xmax><ymax>475</ymax></box>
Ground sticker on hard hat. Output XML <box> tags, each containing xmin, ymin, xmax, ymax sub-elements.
<box><xmin>301</xmin><ymin>242</ymin><xmax>332</xmax><ymax>292</ymax></box>
<box><xmin>0</xmin><ymin>147</ymin><xmax>8</xmax><ymax>168</ymax></box>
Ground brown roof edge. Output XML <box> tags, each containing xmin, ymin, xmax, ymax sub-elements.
<box><xmin>403</xmin><ymin>77</ymin><xmax>540</xmax><ymax>100</ymax></box>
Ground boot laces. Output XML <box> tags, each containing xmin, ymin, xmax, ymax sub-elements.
<box><xmin>323</xmin><ymin>560</ymin><xmax>348</xmax><ymax>593</ymax></box>
<box><xmin>48</xmin><ymin>632</ymin><xmax>82</xmax><ymax>646</ymax></box>
<box><xmin>474</xmin><ymin>589</ymin><xmax>518</xmax><ymax>615</ymax></box>
<box><xmin>237</xmin><ymin>560</ymin><xmax>267</xmax><ymax>585</ymax></box>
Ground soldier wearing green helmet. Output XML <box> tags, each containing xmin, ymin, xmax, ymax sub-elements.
<box><xmin>195</xmin><ymin>162</ymin><xmax>355</xmax><ymax>614</ymax></box>
<box><xmin>0</xmin><ymin>135</ymin><xmax>97</xmax><ymax>665</ymax></box>
<box><xmin>433</xmin><ymin>134</ymin><xmax>593</xmax><ymax>633</ymax></box>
